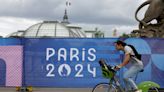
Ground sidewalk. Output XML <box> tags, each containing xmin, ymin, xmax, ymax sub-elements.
<box><xmin>0</xmin><ymin>87</ymin><xmax>92</xmax><ymax>92</ymax></box>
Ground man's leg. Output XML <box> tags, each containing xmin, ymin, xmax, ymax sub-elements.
<box><xmin>123</xmin><ymin>78</ymin><xmax>131</xmax><ymax>91</ymax></box>
<box><xmin>123</xmin><ymin>65</ymin><xmax>142</xmax><ymax>91</ymax></box>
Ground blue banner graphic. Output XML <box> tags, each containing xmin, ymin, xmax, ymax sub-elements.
<box><xmin>0</xmin><ymin>38</ymin><xmax>23</xmax><ymax>87</ymax></box>
<box><xmin>122</xmin><ymin>38</ymin><xmax>164</xmax><ymax>87</ymax></box>
<box><xmin>0</xmin><ymin>38</ymin><xmax>22</xmax><ymax>46</ymax></box>
<box><xmin>0</xmin><ymin>38</ymin><xmax>164</xmax><ymax>88</ymax></box>
<box><xmin>23</xmin><ymin>38</ymin><xmax>121</xmax><ymax>87</ymax></box>
<box><xmin>23</xmin><ymin>38</ymin><xmax>164</xmax><ymax>88</ymax></box>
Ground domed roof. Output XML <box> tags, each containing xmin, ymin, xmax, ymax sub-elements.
<box><xmin>6</xmin><ymin>30</ymin><xmax>24</xmax><ymax>38</ymax></box>
<box><xmin>23</xmin><ymin>21</ymin><xmax>86</xmax><ymax>38</ymax></box>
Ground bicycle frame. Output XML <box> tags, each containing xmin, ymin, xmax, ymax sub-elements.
<box><xmin>97</xmin><ymin>59</ymin><xmax>160</xmax><ymax>92</ymax></box>
<box><xmin>108</xmin><ymin>75</ymin><xmax>125</xmax><ymax>92</ymax></box>
<box><xmin>99</xmin><ymin>59</ymin><xmax>125</xmax><ymax>92</ymax></box>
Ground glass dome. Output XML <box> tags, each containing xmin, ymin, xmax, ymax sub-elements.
<box><xmin>6</xmin><ymin>30</ymin><xmax>24</xmax><ymax>38</ymax></box>
<box><xmin>23</xmin><ymin>21</ymin><xmax>86</xmax><ymax>38</ymax></box>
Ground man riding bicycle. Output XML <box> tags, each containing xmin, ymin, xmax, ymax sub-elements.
<box><xmin>114</xmin><ymin>40</ymin><xmax>144</xmax><ymax>92</ymax></box>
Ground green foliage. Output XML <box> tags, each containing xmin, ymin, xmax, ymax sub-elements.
<box><xmin>119</xmin><ymin>33</ymin><xmax>130</xmax><ymax>38</ymax></box>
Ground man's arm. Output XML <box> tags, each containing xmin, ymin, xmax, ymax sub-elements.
<box><xmin>116</xmin><ymin>54</ymin><xmax>130</xmax><ymax>69</ymax></box>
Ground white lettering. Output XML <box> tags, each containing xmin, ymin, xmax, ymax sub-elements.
<box><xmin>58</xmin><ymin>48</ymin><xmax>67</xmax><ymax>61</ymax></box>
<box><xmin>46</xmin><ymin>48</ymin><xmax>55</xmax><ymax>61</ymax></box>
<box><xmin>70</xmin><ymin>48</ymin><xmax>79</xmax><ymax>61</ymax></box>
<box><xmin>88</xmin><ymin>48</ymin><xmax>96</xmax><ymax>61</ymax></box>
<box><xmin>88</xmin><ymin>64</ymin><xmax>96</xmax><ymax>77</ymax></box>
<box><xmin>82</xmin><ymin>48</ymin><xmax>85</xmax><ymax>61</ymax></box>
<box><xmin>46</xmin><ymin>48</ymin><xmax>97</xmax><ymax>62</ymax></box>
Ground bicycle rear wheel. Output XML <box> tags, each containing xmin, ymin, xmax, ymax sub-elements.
<box><xmin>92</xmin><ymin>83</ymin><xmax>117</xmax><ymax>92</ymax></box>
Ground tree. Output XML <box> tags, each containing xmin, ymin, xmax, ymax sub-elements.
<box><xmin>119</xmin><ymin>33</ymin><xmax>130</xmax><ymax>38</ymax></box>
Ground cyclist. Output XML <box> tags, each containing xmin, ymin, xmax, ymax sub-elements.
<box><xmin>114</xmin><ymin>40</ymin><xmax>143</xmax><ymax>92</ymax></box>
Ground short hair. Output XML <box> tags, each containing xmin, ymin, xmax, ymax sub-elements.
<box><xmin>114</xmin><ymin>40</ymin><xmax>126</xmax><ymax>46</ymax></box>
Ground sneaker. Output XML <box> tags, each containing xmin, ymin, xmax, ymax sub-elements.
<box><xmin>135</xmin><ymin>89</ymin><xmax>142</xmax><ymax>92</ymax></box>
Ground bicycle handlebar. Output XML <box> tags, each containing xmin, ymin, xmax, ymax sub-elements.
<box><xmin>99</xmin><ymin>59</ymin><xmax>116</xmax><ymax>73</ymax></box>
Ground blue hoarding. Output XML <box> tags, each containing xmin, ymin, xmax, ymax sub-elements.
<box><xmin>23</xmin><ymin>38</ymin><xmax>164</xmax><ymax>88</ymax></box>
<box><xmin>23</xmin><ymin>38</ymin><xmax>121</xmax><ymax>87</ymax></box>
<box><xmin>0</xmin><ymin>38</ymin><xmax>164</xmax><ymax>88</ymax></box>
<box><xmin>0</xmin><ymin>38</ymin><xmax>23</xmax><ymax>87</ymax></box>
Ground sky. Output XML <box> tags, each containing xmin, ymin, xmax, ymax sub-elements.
<box><xmin>0</xmin><ymin>0</ymin><xmax>147</xmax><ymax>37</ymax></box>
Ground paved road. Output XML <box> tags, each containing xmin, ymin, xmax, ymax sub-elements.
<box><xmin>0</xmin><ymin>87</ymin><xmax>92</xmax><ymax>92</ymax></box>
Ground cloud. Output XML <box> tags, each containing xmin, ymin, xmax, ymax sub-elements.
<box><xmin>0</xmin><ymin>17</ymin><xmax>39</xmax><ymax>37</ymax></box>
<box><xmin>0</xmin><ymin>0</ymin><xmax>142</xmax><ymax>25</ymax></box>
<box><xmin>69</xmin><ymin>0</ymin><xmax>141</xmax><ymax>25</ymax></box>
<box><xmin>0</xmin><ymin>0</ymin><xmax>147</xmax><ymax>37</ymax></box>
<box><xmin>0</xmin><ymin>0</ymin><xmax>64</xmax><ymax>19</ymax></box>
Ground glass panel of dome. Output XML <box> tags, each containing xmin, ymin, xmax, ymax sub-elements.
<box><xmin>69</xmin><ymin>29</ymin><xmax>81</xmax><ymax>37</ymax></box>
<box><xmin>56</xmin><ymin>24</ymin><xmax>69</xmax><ymax>37</ymax></box>
<box><xmin>69</xmin><ymin>30</ymin><xmax>79</xmax><ymax>37</ymax></box>
<box><xmin>77</xmin><ymin>30</ymin><xmax>86</xmax><ymax>37</ymax></box>
<box><xmin>69</xmin><ymin>28</ymin><xmax>86</xmax><ymax>37</ymax></box>
<box><xmin>13</xmin><ymin>32</ymin><xmax>17</xmax><ymax>36</ymax></box>
<box><xmin>17</xmin><ymin>32</ymin><xmax>23</xmax><ymax>36</ymax></box>
<box><xmin>24</xmin><ymin>24</ymin><xmax>41</xmax><ymax>37</ymax></box>
<box><xmin>36</xmin><ymin>23</ymin><xmax>55</xmax><ymax>37</ymax></box>
<box><xmin>56</xmin><ymin>29</ymin><xmax>70</xmax><ymax>37</ymax></box>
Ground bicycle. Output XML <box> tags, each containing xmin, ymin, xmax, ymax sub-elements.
<box><xmin>92</xmin><ymin>59</ymin><xmax>160</xmax><ymax>92</ymax></box>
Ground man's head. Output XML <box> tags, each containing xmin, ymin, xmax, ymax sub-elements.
<box><xmin>114</xmin><ymin>40</ymin><xmax>126</xmax><ymax>50</ymax></box>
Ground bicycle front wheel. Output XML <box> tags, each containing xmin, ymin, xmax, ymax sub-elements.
<box><xmin>92</xmin><ymin>83</ymin><xmax>117</xmax><ymax>92</ymax></box>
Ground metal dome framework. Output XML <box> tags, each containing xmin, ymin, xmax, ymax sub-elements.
<box><xmin>23</xmin><ymin>21</ymin><xmax>86</xmax><ymax>38</ymax></box>
<box><xmin>6</xmin><ymin>30</ymin><xmax>24</xmax><ymax>38</ymax></box>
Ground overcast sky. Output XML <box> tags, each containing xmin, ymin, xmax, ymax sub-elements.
<box><xmin>0</xmin><ymin>0</ymin><xmax>147</xmax><ymax>37</ymax></box>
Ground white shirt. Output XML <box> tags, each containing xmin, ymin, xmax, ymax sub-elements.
<box><xmin>124</xmin><ymin>46</ymin><xmax>143</xmax><ymax>66</ymax></box>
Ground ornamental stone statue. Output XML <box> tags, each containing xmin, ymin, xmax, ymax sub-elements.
<box><xmin>131</xmin><ymin>0</ymin><xmax>164</xmax><ymax>37</ymax></box>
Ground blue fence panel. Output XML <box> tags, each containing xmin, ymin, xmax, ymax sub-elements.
<box><xmin>0</xmin><ymin>38</ymin><xmax>23</xmax><ymax>87</ymax></box>
<box><xmin>0</xmin><ymin>38</ymin><xmax>164</xmax><ymax>88</ymax></box>
<box><xmin>23</xmin><ymin>38</ymin><xmax>164</xmax><ymax>88</ymax></box>
<box><xmin>124</xmin><ymin>38</ymin><xmax>164</xmax><ymax>87</ymax></box>
<box><xmin>23</xmin><ymin>38</ymin><xmax>121</xmax><ymax>87</ymax></box>
<box><xmin>0</xmin><ymin>38</ymin><xmax>22</xmax><ymax>46</ymax></box>
<box><xmin>145</xmin><ymin>39</ymin><xmax>164</xmax><ymax>87</ymax></box>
